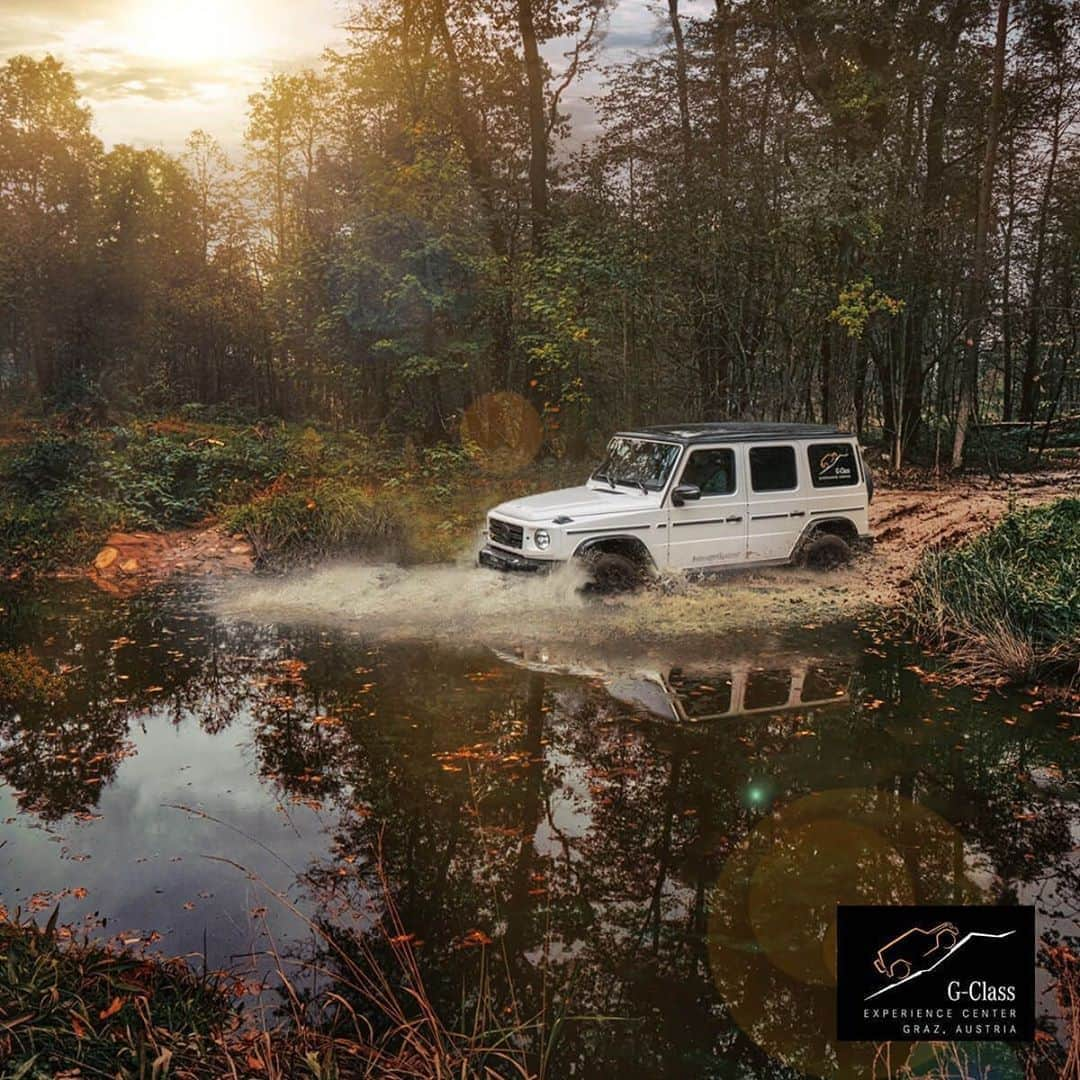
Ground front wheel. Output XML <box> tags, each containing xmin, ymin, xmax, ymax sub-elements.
<box><xmin>584</xmin><ymin>552</ymin><xmax>643</xmax><ymax>594</ymax></box>
<box><xmin>802</xmin><ymin>534</ymin><xmax>852</xmax><ymax>571</ymax></box>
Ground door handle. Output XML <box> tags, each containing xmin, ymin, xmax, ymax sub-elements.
<box><xmin>726</xmin><ymin>515</ymin><xmax>743</xmax><ymax>523</ymax></box>
<box><xmin>789</xmin><ymin>511</ymin><xmax>806</xmax><ymax>518</ymax></box>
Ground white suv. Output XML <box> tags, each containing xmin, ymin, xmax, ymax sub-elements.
<box><xmin>479</xmin><ymin>422</ymin><xmax>873</xmax><ymax>590</ymax></box>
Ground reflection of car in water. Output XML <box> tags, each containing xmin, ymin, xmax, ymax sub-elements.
<box><xmin>493</xmin><ymin>646</ymin><xmax>853</xmax><ymax>723</ymax></box>
<box><xmin>873</xmin><ymin>922</ymin><xmax>960</xmax><ymax>980</ymax></box>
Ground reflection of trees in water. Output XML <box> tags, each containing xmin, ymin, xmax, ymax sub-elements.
<box><xmin>273</xmin><ymin>641</ymin><xmax>1079</xmax><ymax>1075</ymax></box>
<box><xmin>1</xmin><ymin>586</ymin><xmax>1078</xmax><ymax>1073</ymax></box>
<box><xmin>0</xmin><ymin>583</ymin><xmax>257</xmax><ymax>819</ymax></box>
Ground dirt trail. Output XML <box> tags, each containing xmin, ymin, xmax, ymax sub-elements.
<box><xmin>217</xmin><ymin>470</ymin><xmax>1078</xmax><ymax>645</ymax></box>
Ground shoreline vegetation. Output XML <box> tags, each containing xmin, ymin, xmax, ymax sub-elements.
<box><xmin>0</xmin><ymin>415</ymin><xmax>581</xmax><ymax>576</ymax></box>
<box><xmin>909</xmin><ymin>498</ymin><xmax>1080</xmax><ymax>691</ymax></box>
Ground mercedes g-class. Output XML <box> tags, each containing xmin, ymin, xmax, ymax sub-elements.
<box><xmin>478</xmin><ymin>422</ymin><xmax>873</xmax><ymax>590</ymax></box>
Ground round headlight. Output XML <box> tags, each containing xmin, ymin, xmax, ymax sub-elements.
<box><xmin>534</xmin><ymin>529</ymin><xmax>550</xmax><ymax>550</ymax></box>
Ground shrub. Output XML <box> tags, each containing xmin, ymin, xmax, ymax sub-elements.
<box><xmin>908</xmin><ymin>498</ymin><xmax>1080</xmax><ymax>684</ymax></box>
<box><xmin>225</xmin><ymin>483</ymin><xmax>404</xmax><ymax>566</ymax></box>
<box><xmin>102</xmin><ymin>431</ymin><xmax>287</xmax><ymax>528</ymax></box>
<box><xmin>3</xmin><ymin>434</ymin><xmax>95</xmax><ymax>495</ymax></box>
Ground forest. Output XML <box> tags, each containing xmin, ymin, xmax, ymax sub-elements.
<box><xmin>1</xmin><ymin>0</ymin><xmax>1078</xmax><ymax>469</ymax></box>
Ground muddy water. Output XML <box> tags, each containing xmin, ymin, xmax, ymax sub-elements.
<box><xmin>1</xmin><ymin>575</ymin><xmax>1077</xmax><ymax>1077</ymax></box>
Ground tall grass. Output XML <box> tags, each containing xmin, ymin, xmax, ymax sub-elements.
<box><xmin>0</xmin><ymin>906</ymin><xmax>239</xmax><ymax>1078</ymax></box>
<box><xmin>0</xmin><ymin>838</ymin><xmax>572</xmax><ymax>1079</ymax></box>
<box><xmin>224</xmin><ymin>485</ymin><xmax>405</xmax><ymax>567</ymax></box>
<box><xmin>908</xmin><ymin>498</ymin><xmax>1080</xmax><ymax>686</ymax></box>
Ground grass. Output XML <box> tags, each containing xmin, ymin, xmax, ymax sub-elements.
<box><xmin>908</xmin><ymin>498</ymin><xmax>1080</xmax><ymax>687</ymax></box>
<box><xmin>224</xmin><ymin>486</ymin><xmax>405</xmax><ymax>567</ymax></box>
<box><xmin>0</xmin><ymin>906</ymin><xmax>239</xmax><ymax>1078</ymax></box>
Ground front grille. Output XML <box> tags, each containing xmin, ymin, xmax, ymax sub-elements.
<box><xmin>488</xmin><ymin>517</ymin><xmax>523</xmax><ymax>549</ymax></box>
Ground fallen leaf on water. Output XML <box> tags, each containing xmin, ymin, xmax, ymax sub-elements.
<box><xmin>458</xmin><ymin>929</ymin><xmax>493</xmax><ymax>948</ymax></box>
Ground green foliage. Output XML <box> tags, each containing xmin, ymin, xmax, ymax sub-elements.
<box><xmin>829</xmin><ymin>278</ymin><xmax>906</xmax><ymax>340</ymax></box>
<box><xmin>0</xmin><ymin>425</ymin><xmax>288</xmax><ymax>569</ymax></box>
<box><xmin>225</xmin><ymin>484</ymin><xmax>404</xmax><ymax>566</ymax></box>
<box><xmin>102</xmin><ymin>433</ymin><xmax>286</xmax><ymax>528</ymax></box>
<box><xmin>4</xmin><ymin>434</ymin><xmax>95</xmax><ymax>495</ymax></box>
<box><xmin>909</xmin><ymin>499</ymin><xmax>1080</xmax><ymax>683</ymax></box>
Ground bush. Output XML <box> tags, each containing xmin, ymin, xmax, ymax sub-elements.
<box><xmin>225</xmin><ymin>483</ymin><xmax>404</xmax><ymax>566</ymax></box>
<box><xmin>3</xmin><ymin>434</ymin><xmax>95</xmax><ymax>495</ymax></box>
<box><xmin>909</xmin><ymin>498</ymin><xmax>1080</xmax><ymax>684</ymax></box>
<box><xmin>103</xmin><ymin>432</ymin><xmax>286</xmax><ymax>528</ymax></box>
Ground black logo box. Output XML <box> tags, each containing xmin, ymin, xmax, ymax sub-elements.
<box><xmin>836</xmin><ymin>906</ymin><xmax>1035</xmax><ymax>1042</ymax></box>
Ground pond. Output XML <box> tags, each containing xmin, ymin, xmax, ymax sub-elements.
<box><xmin>0</xmin><ymin>573</ymin><xmax>1077</xmax><ymax>1077</ymax></box>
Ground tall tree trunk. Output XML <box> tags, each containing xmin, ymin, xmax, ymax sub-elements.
<box><xmin>517</xmin><ymin>0</ymin><xmax>549</xmax><ymax>248</ymax></box>
<box><xmin>1001</xmin><ymin>136</ymin><xmax>1017</xmax><ymax>419</ymax></box>
<box><xmin>668</xmin><ymin>0</ymin><xmax>693</xmax><ymax>172</ymax></box>
<box><xmin>951</xmin><ymin>0</ymin><xmax>1008</xmax><ymax>469</ymax></box>
<box><xmin>1019</xmin><ymin>82</ymin><xmax>1063</xmax><ymax>422</ymax></box>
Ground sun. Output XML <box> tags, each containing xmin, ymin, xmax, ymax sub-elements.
<box><xmin>124</xmin><ymin>0</ymin><xmax>263</xmax><ymax>64</ymax></box>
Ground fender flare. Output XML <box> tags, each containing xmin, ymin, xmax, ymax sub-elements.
<box><xmin>572</xmin><ymin>534</ymin><xmax>658</xmax><ymax>570</ymax></box>
<box><xmin>791</xmin><ymin>516</ymin><xmax>861</xmax><ymax>561</ymax></box>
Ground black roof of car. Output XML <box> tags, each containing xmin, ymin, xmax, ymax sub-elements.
<box><xmin>614</xmin><ymin>422</ymin><xmax>852</xmax><ymax>445</ymax></box>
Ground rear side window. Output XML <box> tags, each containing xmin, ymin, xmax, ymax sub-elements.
<box><xmin>749</xmin><ymin>445</ymin><xmax>797</xmax><ymax>492</ymax></box>
<box><xmin>808</xmin><ymin>443</ymin><xmax>859</xmax><ymax>487</ymax></box>
<box><xmin>680</xmin><ymin>448</ymin><xmax>736</xmax><ymax>495</ymax></box>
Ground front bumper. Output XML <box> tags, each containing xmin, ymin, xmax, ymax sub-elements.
<box><xmin>478</xmin><ymin>544</ymin><xmax>556</xmax><ymax>573</ymax></box>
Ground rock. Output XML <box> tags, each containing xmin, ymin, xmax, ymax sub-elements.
<box><xmin>94</xmin><ymin>547</ymin><xmax>119</xmax><ymax>570</ymax></box>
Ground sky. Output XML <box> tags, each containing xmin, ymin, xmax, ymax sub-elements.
<box><xmin>0</xmin><ymin>0</ymin><xmax>696</xmax><ymax>156</ymax></box>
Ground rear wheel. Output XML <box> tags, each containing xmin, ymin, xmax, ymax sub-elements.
<box><xmin>803</xmin><ymin>534</ymin><xmax>852</xmax><ymax>570</ymax></box>
<box><xmin>585</xmin><ymin>551</ymin><xmax>643</xmax><ymax>594</ymax></box>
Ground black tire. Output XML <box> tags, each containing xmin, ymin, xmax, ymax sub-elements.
<box><xmin>803</xmin><ymin>534</ymin><xmax>852</xmax><ymax>570</ymax></box>
<box><xmin>585</xmin><ymin>551</ymin><xmax>643</xmax><ymax>594</ymax></box>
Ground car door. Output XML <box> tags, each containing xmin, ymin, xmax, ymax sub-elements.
<box><xmin>666</xmin><ymin>445</ymin><xmax>747</xmax><ymax>569</ymax></box>
<box><xmin>745</xmin><ymin>442</ymin><xmax>805</xmax><ymax>562</ymax></box>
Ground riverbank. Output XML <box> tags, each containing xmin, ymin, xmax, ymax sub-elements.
<box><xmin>909</xmin><ymin>497</ymin><xmax>1080</xmax><ymax>687</ymax></box>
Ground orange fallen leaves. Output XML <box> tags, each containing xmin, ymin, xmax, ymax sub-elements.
<box><xmin>99</xmin><ymin>996</ymin><xmax>123</xmax><ymax>1020</ymax></box>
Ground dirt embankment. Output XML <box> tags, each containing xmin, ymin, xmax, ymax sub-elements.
<box><xmin>83</xmin><ymin>528</ymin><xmax>254</xmax><ymax>595</ymax></box>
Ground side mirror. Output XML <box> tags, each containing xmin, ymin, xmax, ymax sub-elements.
<box><xmin>671</xmin><ymin>483</ymin><xmax>701</xmax><ymax>507</ymax></box>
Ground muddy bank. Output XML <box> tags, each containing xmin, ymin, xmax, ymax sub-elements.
<box><xmin>82</xmin><ymin>527</ymin><xmax>253</xmax><ymax>595</ymax></box>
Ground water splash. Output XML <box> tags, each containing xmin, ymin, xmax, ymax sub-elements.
<box><xmin>217</xmin><ymin>559</ymin><xmax>592</xmax><ymax>643</ymax></box>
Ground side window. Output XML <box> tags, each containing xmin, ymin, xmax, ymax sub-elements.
<box><xmin>680</xmin><ymin>448</ymin><xmax>736</xmax><ymax>496</ymax></box>
<box><xmin>749</xmin><ymin>445</ymin><xmax>797</xmax><ymax>492</ymax></box>
<box><xmin>808</xmin><ymin>442</ymin><xmax>859</xmax><ymax>487</ymax></box>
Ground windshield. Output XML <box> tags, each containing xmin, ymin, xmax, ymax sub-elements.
<box><xmin>591</xmin><ymin>438</ymin><xmax>681</xmax><ymax>492</ymax></box>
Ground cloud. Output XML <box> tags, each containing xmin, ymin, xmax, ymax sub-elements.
<box><xmin>76</xmin><ymin>61</ymin><xmax>234</xmax><ymax>102</ymax></box>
